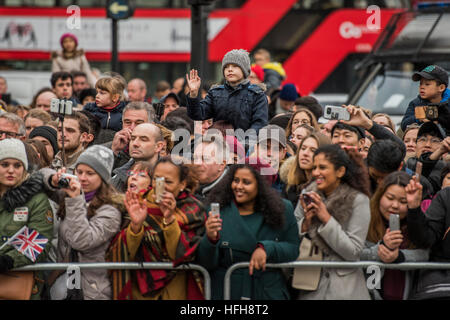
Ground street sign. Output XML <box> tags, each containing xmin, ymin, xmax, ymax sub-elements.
<box><xmin>106</xmin><ymin>0</ymin><xmax>134</xmax><ymax>20</ymax></box>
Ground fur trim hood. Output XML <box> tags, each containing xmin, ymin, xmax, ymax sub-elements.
<box><xmin>279</xmin><ymin>155</ymin><xmax>296</xmax><ymax>185</ymax></box>
<box><xmin>1</xmin><ymin>171</ymin><xmax>44</xmax><ymax>212</ymax></box>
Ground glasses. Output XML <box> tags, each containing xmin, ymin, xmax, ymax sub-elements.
<box><xmin>0</xmin><ymin>130</ymin><xmax>22</xmax><ymax>138</ymax></box>
<box><xmin>127</xmin><ymin>170</ymin><xmax>149</xmax><ymax>178</ymax></box>
<box><xmin>416</xmin><ymin>136</ymin><xmax>442</xmax><ymax>145</ymax></box>
<box><xmin>293</xmin><ymin>119</ymin><xmax>310</xmax><ymax>125</ymax></box>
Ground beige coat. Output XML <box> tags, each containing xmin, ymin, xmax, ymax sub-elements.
<box><xmin>51</xmin><ymin>50</ymin><xmax>97</xmax><ymax>87</ymax></box>
<box><xmin>294</xmin><ymin>192</ymin><xmax>371</xmax><ymax>300</ymax></box>
<box><xmin>58</xmin><ymin>195</ymin><xmax>121</xmax><ymax>300</ymax></box>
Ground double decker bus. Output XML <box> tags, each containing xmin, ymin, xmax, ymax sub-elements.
<box><xmin>0</xmin><ymin>0</ymin><xmax>409</xmax><ymax>104</ymax></box>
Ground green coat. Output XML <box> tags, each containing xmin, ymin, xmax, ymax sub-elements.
<box><xmin>0</xmin><ymin>172</ymin><xmax>54</xmax><ymax>299</ymax></box>
<box><xmin>196</xmin><ymin>199</ymin><xmax>300</xmax><ymax>300</ymax></box>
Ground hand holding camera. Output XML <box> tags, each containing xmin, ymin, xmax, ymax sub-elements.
<box><xmin>301</xmin><ymin>191</ymin><xmax>331</xmax><ymax>224</ymax></box>
<box><xmin>339</xmin><ymin>104</ymin><xmax>373</xmax><ymax>130</ymax></box>
<box><xmin>61</xmin><ymin>174</ymin><xmax>81</xmax><ymax>198</ymax></box>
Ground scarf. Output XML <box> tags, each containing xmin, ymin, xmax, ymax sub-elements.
<box><xmin>303</xmin><ymin>181</ymin><xmax>360</xmax><ymax>255</ymax></box>
<box><xmin>84</xmin><ymin>190</ymin><xmax>96</xmax><ymax>203</ymax></box>
<box><xmin>107</xmin><ymin>189</ymin><xmax>206</xmax><ymax>300</ymax></box>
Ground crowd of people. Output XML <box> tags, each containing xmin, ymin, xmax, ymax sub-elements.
<box><xmin>0</xmin><ymin>35</ymin><xmax>450</xmax><ymax>300</ymax></box>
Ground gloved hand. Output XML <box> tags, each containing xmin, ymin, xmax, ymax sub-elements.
<box><xmin>0</xmin><ymin>255</ymin><xmax>14</xmax><ymax>273</ymax></box>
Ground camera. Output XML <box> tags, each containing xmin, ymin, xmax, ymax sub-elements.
<box><xmin>50</xmin><ymin>98</ymin><xmax>73</xmax><ymax>115</ymax></box>
<box><xmin>301</xmin><ymin>190</ymin><xmax>313</xmax><ymax>206</ymax></box>
<box><xmin>415</xmin><ymin>105</ymin><xmax>439</xmax><ymax>121</ymax></box>
<box><xmin>57</xmin><ymin>173</ymin><xmax>78</xmax><ymax>189</ymax></box>
<box><xmin>323</xmin><ymin>105</ymin><xmax>350</xmax><ymax>121</ymax></box>
<box><xmin>153</xmin><ymin>102</ymin><xmax>164</xmax><ymax>121</ymax></box>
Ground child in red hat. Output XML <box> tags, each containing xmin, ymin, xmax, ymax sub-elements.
<box><xmin>51</xmin><ymin>33</ymin><xmax>97</xmax><ymax>87</ymax></box>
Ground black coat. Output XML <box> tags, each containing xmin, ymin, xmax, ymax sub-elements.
<box><xmin>407</xmin><ymin>187</ymin><xmax>450</xmax><ymax>299</ymax></box>
<box><xmin>186</xmin><ymin>81</ymin><xmax>268</xmax><ymax>133</ymax></box>
<box><xmin>83</xmin><ymin>101</ymin><xmax>127</xmax><ymax>132</ymax></box>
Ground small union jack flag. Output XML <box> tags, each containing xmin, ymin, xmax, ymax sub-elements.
<box><xmin>8</xmin><ymin>226</ymin><xmax>48</xmax><ymax>262</ymax></box>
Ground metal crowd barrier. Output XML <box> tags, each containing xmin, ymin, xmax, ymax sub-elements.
<box><xmin>223</xmin><ymin>261</ymin><xmax>450</xmax><ymax>300</ymax></box>
<box><xmin>14</xmin><ymin>262</ymin><xmax>211</xmax><ymax>300</ymax></box>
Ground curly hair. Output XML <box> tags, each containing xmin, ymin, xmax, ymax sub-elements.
<box><xmin>206</xmin><ymin>164</ymin><xmax>285</xmax><ymax>229</ymax></box>
<box><xmin>314</xmin><ymin>144</ymin><xmax>371</xmax><ymax>197</ymax></box>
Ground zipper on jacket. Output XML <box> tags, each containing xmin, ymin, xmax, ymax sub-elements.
<box><xmin>106</xmin><ymin>112</ymin><xmax>111</xmax><ymax>129</ymax></box>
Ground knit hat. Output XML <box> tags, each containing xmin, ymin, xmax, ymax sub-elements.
<box><xmin>29</xmin><ymin>126</ymin><xmax>59</xmax><ymax>156</ymax></box>
<box><xmin>279</xmin><ymin>83</ymin><xmax>299</xmax><ymax>102</ymax></box>
<box><xmin>222</xmin><ymin>49</ymin><xmax>251</xmax><ymax>78</ymax></box>
<box><xmin>0</xmin><ymin>139</ymin><xmax>28</xmax><ymax>171</ymax></box>
<box><xmin>60</xmin><ymin>33</ymin><xmax>78</xmax><ymax>48</ymax></box>
<box><xmin>74</xmin><ymin>145</ymin><xmax>114</xmax><ymax>183</ymax></box>
<box><xmin>251</xmin><ymin>64</ymin><xmax>265</xmax><ymax>82</ymax></box>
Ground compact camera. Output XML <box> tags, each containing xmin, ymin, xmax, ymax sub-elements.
<box><xmin>57</xmin><ymin>173</ymin><xmax>78</xmax><ymax>189</ymax></box>
<box><xmin>415</xmin><ymin>105</ymin><xmax>439</xmax><ymax>121</ymax></box>
<box><xmin>50</xmin><ymin>98</ymin><xmax>73</xmax><ymax>115</ymax></box>
<box><xmin>323</xmin><ymin>105</ymin><xmax>350</xmax><ymax>121</ymax></box>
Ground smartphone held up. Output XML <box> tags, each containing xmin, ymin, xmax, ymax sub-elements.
<box><xmin>389</xmin><ymin>214</ymin><xmax>400</xmax><ymax>231</ymax></box>
<box><xmin>155</xmin><ymin>177</ymin><xmax>165</xmax><ymax>203</ymax></box>
<box><xmin>211</xmin><ymin>203</ymin><xmax>220</xmax><ymax>217</ymax></box>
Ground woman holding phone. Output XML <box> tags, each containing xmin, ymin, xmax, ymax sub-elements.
<box><xmin>108</xmin><ymin>156</ymin><xmax>206</xmax><ymax>300</ymax></box>
<box><xmin>294</xmin><ymin>144</ymin><xmax>371</xmax><ymax>300</ymax></box>
<box><xmin>196</xmin><ymin>160</ymin><xmax>300</xmax><ymax>300</ymax></box>
<box><xmin>361</xmin><ymin>171</ymin><xmax>429</xmax><ymax>300</ymax></box>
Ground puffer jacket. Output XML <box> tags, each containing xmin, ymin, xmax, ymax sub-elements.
<box><xmin>57</xmin><ymin>195</ymin><xmax>122</xmax><ymax>300</ymax></box>
<box><xmin>186</xmin><ymin>80</ymin><xmax>268</xmax><ymax>133</ymax></box>
<box><xmin>84</xmin><ymin>100</ymin><xmax>127</xmax><ymax>132</ymax></box>
<box><xmin>0</xmin><ymin>172</ymin><xmax>54</xmax><ymax>300</ymax></box>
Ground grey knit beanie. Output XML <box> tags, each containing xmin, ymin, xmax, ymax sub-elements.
<box><xmin>0</xmin><ymin>138</ymin><xmax>28</xmax><ymax>171</ymax></box>
<box><xmin>75</xmin><ymin>145</ymin><xmax>114</xmax><ymax>183</ymax></box>
<box><xmin>222</xmin><ymin>49</ymin><xmax>251</xmax><ymax>78</ymax></box>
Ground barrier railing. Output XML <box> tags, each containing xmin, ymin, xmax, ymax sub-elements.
<box><xmin>13</xmin><ymin>262</ymin><xmax>211</xmax><ymax>300</ymax></box>
<box><xmin>223</xmin><ymin>261</ymin><xmax>450</xmax><ymax>300</ymax></box>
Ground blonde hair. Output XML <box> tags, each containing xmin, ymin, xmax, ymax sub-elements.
<box><xmin>95</xmin><ymin>76</ymin><xmax>126</xmax><ymax>101</ymax></box>
<box><xmin>371</xmin><ymin>113</ymin><xmax>395</xmax><ymax>133</ymax></box>
<box><xmin>286</xmin><ymin>132</ymin><xmax>331</xmax><ymax>187</ymax></box>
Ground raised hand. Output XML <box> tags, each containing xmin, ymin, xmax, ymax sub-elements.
<box><xmin>341</xmin><ymin>104</ymin><xmax>373</xmax><ymax>130</ymax></box>
<box><xmin>62</xmin><ymin>174</ymin><xmax>81</xmax><ymax>199</ymax></box>
<box><xmin>383</xmin><ymin>228</ymin><xmax>403</xmax><ymax>250</ymax></box>
<box><xmin>125</xmin><ymin>190</ymin><xmax>148</xmax><ymax>234</ymax></box>
<box><xmin>405</xmin><ymin>175</ymin><xmax>423</xmax><ymax>210</ymax></box>
<box><xmin>159</xmin><ymin>191</ymin><xmax>177</xmax><ymax>224</ymax></box>
<box><xmin>186</xmin><ymin>69</ymin><xmax>201</xmax><ymax>98</ymax></box>
<box><xmin>111</xmin><ymin>128</ymin><xmax>132</xmax><ymax>155</ymax></box>
<box><xmin>205</xmin><ymin>211</ymin><xmax>222</xmax><ymax>241</ymax></box>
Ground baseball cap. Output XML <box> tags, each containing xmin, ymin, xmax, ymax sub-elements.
<box><xmin>417</xmin><ymin>121</ymin><xmax>446</xmax><ymax>140</ymax></box>
<box><xmin>161</xmin><ymin>92</ymin><xmax>180</xmax><ymax>105</ymax></box>
<box><xmin>257</xmin><ymin>124</ymin><xmax>287</xmax><ymax>148</ymax></box>
<box><xmin>412</xmin><ymin>65</ymin><xmax>449</xmax><ymax>87</ymax></box>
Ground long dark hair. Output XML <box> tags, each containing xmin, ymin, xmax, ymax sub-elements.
<box><xmin>206</xmin><ymin>164</ymin><xmax>285</xmax><ymax>228</ymax></box>
<box><xmin>368</xmin><ymin>171</ymin><xmax>411</xmax><ymax>244</ymax></box>
<box><xmin>314</xmin><ymin>144</ymin><xmax>371</xmax><ymax>197</ymax></box>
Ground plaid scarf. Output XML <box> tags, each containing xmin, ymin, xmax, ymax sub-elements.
<box><xmin>107</xmin><ymin>189</ymin><xmax>206</xmax><ymax>300</ymax></box>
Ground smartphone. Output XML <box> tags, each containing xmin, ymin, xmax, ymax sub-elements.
<box><xmin>323</xmin><ymin>105</ymin><xmax>350</xmax><ymax>121</ymax></box>
<box><xmin>389</xmin><ymin>214</ymin><xmax>400</xmax><ymax>231</ymax></box>
<box><xmin>211</xmin><ymin>202</ymin><xmax>220</xmax><ymax>217</ymax></box>
<box><xmin>155</xmin><ymin>177</ymin><xmax>165</xmax><ymax>203</ymax></box>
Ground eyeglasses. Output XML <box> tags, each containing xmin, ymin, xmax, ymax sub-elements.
<box><xmin>293</xmin><ymin>119</ymin><xmax>310</xmax><ymax>125</ymax></box>
<box><xmin>416</xmin><ymin>136</ymin><xmax>442</xmax><ymax>145</ymax></box>
<box><xmin>127</xmin><ymin>170</ymin><xmax>149</xmax><ymax>178</ymax></box>
<box><xmin>0</xmin><ymin>130</ymin><xmax>22</xmax><ymax>138</ymax></box>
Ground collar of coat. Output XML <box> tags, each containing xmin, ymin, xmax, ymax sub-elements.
<box><xmin>303</xmin><ymin>181</ymin><xmax>360</xmax><ymax>255</ymax></box>
<box><xmin>1</xmin><ymin>171</ymin><xmax>44</xmax><ymax>212</ymax></box>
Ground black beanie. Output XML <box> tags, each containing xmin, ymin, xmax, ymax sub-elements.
<box><xmin>29</xmin><ymin>126</ymin><xmax>59</xmax><ymax>155</ymax></box>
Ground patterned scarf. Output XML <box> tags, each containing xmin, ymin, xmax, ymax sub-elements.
<box><xmin>107</xmin><ymin>189</ymin><xmax>206</xmax><ymax>300</ymax></box>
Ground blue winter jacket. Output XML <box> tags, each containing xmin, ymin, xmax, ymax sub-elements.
<box><xmin>401</xmin><ymin>88</ymin><xmax>450</xmax><ymax>131</ymax></box>
<box><xmin>83</xmin><ymin>101</ymin><xmax>127</xmax><ymax>132</ymax></box>
<box><xmin>186</xmin><ymin>80</ymin><xmax>268</xmax><ymax>134</ymax></box>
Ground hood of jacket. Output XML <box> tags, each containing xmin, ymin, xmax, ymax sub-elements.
<box><xmin>262</xmin><ymin>62</ymin><xmax>286</xmax><ymax>78</ymax></box>
<box><xmin>1</xmin><ymin>171</ymin><xmax>45</xmax><ymax>212</ymax></box>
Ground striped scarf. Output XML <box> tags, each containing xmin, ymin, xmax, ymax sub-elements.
<box><xmin>107</xmin><ymin>189</ymin><xmax>206</xmax><ymax>300</ymax></box>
